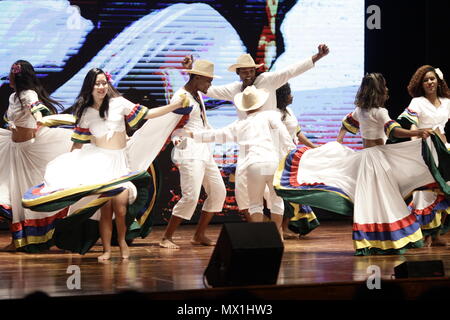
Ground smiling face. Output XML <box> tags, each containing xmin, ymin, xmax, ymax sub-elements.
<box><xmin>92</xmin><ymin>73</ymin><xmax>108</xmax><ymax>103</ymax></box>
<box><xmin>237</xmin><ymin>67</ymin><xmax>257</xmax><ymax>88</ymax></box>
<box><xmin>422</xmin><ymin>71</ymin><xmax>438</xmax><ymax>97</ymax></box>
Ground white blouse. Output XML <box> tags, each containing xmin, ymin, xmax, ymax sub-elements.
<box><xmin>406</xmin><ymin>97</ymin><xmax>450</xmax><ymax>132</ymax></box>
<box><xmin>72</xmin><ymin>96</ymin><xmax>147</xmax><ymax>143</ymax></box>
<box><xmin>346</xmin><ymin>107</ymin><xmax>396</xmax><ymax>140</ymax></box>
<box><xmin>7</xmin><ymin>90</ymin><xmax>41</xmax><ymax>129</ymax></box>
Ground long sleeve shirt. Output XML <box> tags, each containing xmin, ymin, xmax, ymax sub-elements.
<box><xmin>193</xmin><ymin>110</ymin><xmax>296</xmax><ymax>171</ymax></box>
<box><xmin>206</xmin><ymin>58</ymin><xmax>314</xmax><ymax>119</ymax></box>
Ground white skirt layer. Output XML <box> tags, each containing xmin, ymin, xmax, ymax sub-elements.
<box><xmin>296</xmin><ymin>140</ymin><xmax>435</xmax><ymax>225</ymax></box>
<box><xmin>0</xmin><ymin>127</ymin><xmax>73</xmax><ymax>223</ymax></box>
<box><xmin>42</xmin><ymin>144</ymin><xmax>136</xmax><ymax>202</ymax></box>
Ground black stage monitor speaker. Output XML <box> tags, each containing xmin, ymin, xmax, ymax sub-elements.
<box><xmin>204</xmin><ymin>222</ymin><xmax>284</xmax><ymax>287</ymax></box>
<box><xmin>394</xmin><ymin>260</ymin><xmax>445</xmax><ymax>279</ymax></box>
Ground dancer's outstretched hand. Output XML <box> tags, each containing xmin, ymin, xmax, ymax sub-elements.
<box><xmin>182</xmin><ymin>55</ymin><xmax>194</xmax><ymax>69</ymax></box>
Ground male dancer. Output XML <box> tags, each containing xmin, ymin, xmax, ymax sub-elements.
<box><xmin>182</xmin><ymin>45</ymin><xmax>329</xmax><ymax>214</ymax></box>
<box><xmin>159</xmin><ymin>60</ymin><xmax>226</xmax><ymax>249</ymax></box>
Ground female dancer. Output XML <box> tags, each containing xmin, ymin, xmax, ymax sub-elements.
<box><xmin>0</xmin><ymin>60</ymin><xmax>74</xmax><ymax>251</ymax></box>
<box><xmin>275</xmin><ymin>73</ymin><xmax>449</xmax><ymax>255</ymax></box>
<box><xmin>397</xmin><ymin>65</ymin><xmax>450</xmax><ymax>246</ymax></box>
<box><xmin>276</xmin><ymin>83</ymin><xmax>319</xmax><ymax>239</ymax></box>
<box><xmin>23</xmin><ymin>68</ymin><xmax>186</xmax><ymax>260</ymax></box>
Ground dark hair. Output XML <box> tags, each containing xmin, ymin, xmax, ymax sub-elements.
<box><xmin>71</xmin><ymin>68</ymin><xmax>120</xmax><ymax>124</ymax></box>
<box><xmin>407</xmin><ymin>65</ymin><xmax>450</xmax><ymax>98</ymax></box>
<box><xmin>354</xmin><ymin>73</ymin><xmax>388</xmax><ymax>110</ymax></box>
<box><xmin>276</xmin><ymin>83</ymin><xmax>292</xmax><ymax>121</ymax></box>
<box><xmin>10</xmin><ymin>60</ymin><xmax>63</xmax><ymax>114</ymax></box>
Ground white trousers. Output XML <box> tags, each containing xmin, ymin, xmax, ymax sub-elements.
<box><xmin>235</xmin><ymin>169</ymin><xmax>272</xmax><ymax>211</ymax></box>
<box><xmin>245</xmin><ymin>162</ymin><xmax>284</xmax><ymax>215</ymax></box>
<box><xmin>172</xmin><ymin>158</ymin><xmax>226</xmax><ymax>220</ymax></box>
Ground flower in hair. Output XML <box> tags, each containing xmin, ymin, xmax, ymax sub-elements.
<box><xmin>435</xmin><ymin>68</ymin><xmax>444</xmax><ymax>80</ymax></box>
<box><xmin>11</xmin><ymin>63</ymin><xmax>21</xmax><ymax>74</ymax></box>
<box><xmin>104</xmin><ymin>71</ymin><xmax>113</xmax><ymax>82</ymax></box>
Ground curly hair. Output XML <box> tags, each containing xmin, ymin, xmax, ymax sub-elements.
<box><xmin>276</xmin><ymin>82</ymin><xmax>291</xmax><ymax>121</ymax></box>
<box><xmin>354</xmin><ymin>73</ymin><xmax>388</xmax><ymax>109</ymax></box>
<box><xmin>407</xmin><ymin>65</ymin><xmax>450</xmax><ymax>98</ymax></box>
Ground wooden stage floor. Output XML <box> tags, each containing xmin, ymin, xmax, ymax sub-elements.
<box><xmin>1</xmin><ymin>220</ymin><xmax>449</xmax><ymax>300</ymax></box>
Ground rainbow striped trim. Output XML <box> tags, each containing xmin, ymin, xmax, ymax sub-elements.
<box><xmin>71</xmin><ymin>126</ymin><xmax>92</xmax><ymax>144</ymax></box>
<box><xmin>397</xmin><ymin>107</ymin><xmax>419</xmax><ymax>126</ymax></box>
<box><xmin>287</xmin><ymin>203</ymin><xmax>320</xmax><ymax>236</ymax></box>
<box><xmin>18</xmin><ymin>170</ymin><xmax>155</xmax><ymax>253</ymax></box>
<box><xmin>342</xmin><ymin>112</ymin><xmax>360</xmax><ymax>134</ymax></box>
<box><xmin>126</xmin><ymin>104</ymin><xmax>149</xmax><ymax>128</ymax></box>
<box><xmin>353</xmin><ymin>212</ymin><xmax>424</xmax><ymax>251</ymax></box>
<box><xmin>384</xmin><ymin>120</ymin><xmax>402</xmax><ymax>138</ymax></box>
<box><xmin>274</xmin><ymin>147</ymin><xmax>353</xmax><ymax>215</ymax></box>
<box><xmin>30</xmin><ymin>101</ymin><xmax>52</xmax><ymax>117</ymax></box>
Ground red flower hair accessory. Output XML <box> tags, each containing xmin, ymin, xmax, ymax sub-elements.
<box><xmin>11</xmin><ymin>63</ymin><xmax>21</xmax><ymax>74</ymax></box>
<box><xmin>104</xmin><ymin>71</ymin><xmax>113</xmax><ymax>82</ymax></box>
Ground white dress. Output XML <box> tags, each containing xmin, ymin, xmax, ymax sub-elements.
<box><xmin>21</xmin><ymin>96</ymin><xmax>155</xmax><ymax>253</ymax></box>
<box><xmin>0</xmin><ymin>90</ymin><xmax>73</xmax><ymax>250</ymax></box>
<box><xmin>397</xmin><ymin>96</ymin><xmax>450</xmax><ymax>236</ymax></box>
<box><xmin>275</xmin><ymin>106</ymin><xmax>450</xmax><ymax>255</ymax></box>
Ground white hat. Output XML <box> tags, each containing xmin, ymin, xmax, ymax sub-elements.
<box><xmin>184</xmin><ymin>59</ymin><xmax>220</xmax><ymax>78</ymax></box>
<box><xmin>227</xmin><ymin>54</ymin><xmax>264</xmax><ymax>72</ymax></box>
<box><xmin>234</xmin><ymin>86</ymin><xmax>269</xmax><ymax>112</ymax></box>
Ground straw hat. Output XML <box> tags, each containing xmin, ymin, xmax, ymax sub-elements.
<box><xmin>227</xmin><ymin>54</ymin><xmax>264</xmax><ymax>72</ymax></box>
<box><xmin>184</xmin><ymin>59</ymin><xmax>219</xmax><ymax>78</ymax></box>
<box><xmin>234</xmin><ymin>86</ymin><xmax>269</xmax><ymax>112</ymax></box>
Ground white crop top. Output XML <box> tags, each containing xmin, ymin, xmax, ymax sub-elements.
<box><xmin>72</xmin><ymin>96</ymin><xmax>149</xmax><ymax>143</ymax></box>
<box><xmin>342</xmin><ymin>107</ymin><xmax>401</xmax><ymax>140</ymax></box>
<box><xmin>6</xmin><ymin>90</ymin><xmax>42</xmax><ymax>129</ymax></box>
<box><xmin>401</xmin><ymin>97</ymin><xmax>450</xmax><ymax>132</ymax></box>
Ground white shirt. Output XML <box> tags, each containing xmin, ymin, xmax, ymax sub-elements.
<box><xmin>206</xmin><ymin>58</ymin><xmax>314</xmax><ymax>119</ymax></box>
<box><xmin>351</xmin><ymin>107</ymin><xmax>392</xmax><ymax>140</ymax></box>
<box><xmin>407</xmin><ymin>96</ymin><xmax>450</xmax><ymax>133</ymax></box>
<box><xmin>78</xmin><ymin>96</ymin><xmax>138</xmax><ymax>139</ymax></box>
<box><xmin>193</xmin><ymin>110</ymin><xmax>295</xmax><ymax>171</ymax></box>
<box><xmin>171</xmin><ymin>88</ymin><xmax>213</xmax><ymax>162</ymax></box>
<box><xmin>7</xmin><ymin>90</ymin><xmax>40</xmax><ymax>129</ymax></box>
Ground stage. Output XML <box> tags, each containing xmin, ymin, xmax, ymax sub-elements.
<box><xmin>1</xmin><ymin>220</ymin><xmax>449</xmax><ymax>301</ymax></box>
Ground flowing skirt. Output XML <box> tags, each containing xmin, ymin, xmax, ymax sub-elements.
<box><xmin>0</xmin><ymin>126</ymin><xmax>73</xmax><ymax>249</ymax></box>
<box><xmin>20</xmin><ymin>113</ymin><xmax>183</xmax><ymax>253</ymax></box>
<box><xmin>274</xmin><ymin>136</ymin><xmax>450</xmax><ymax>255</ymax></box>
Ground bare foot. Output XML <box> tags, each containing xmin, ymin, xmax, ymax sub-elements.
<box><xmin>432</xmin><ymin>238</ymin><xmax>448</xmax><ymax>247</ymax></box>
<box><xmin>1</xmin><ymin>241</ymin><xmax>16</xmax><ymax>252</ymax></box>
<box><xmin>119</xmin><ymin>242</ymin><xmax>130</xmax><ymax>259</ymax></box>
<box><xmin>97</xmin><ymin>251</ymin><xmax>111</xmax><ymax>261</ymax></box>
<box><xmin>159</xmin><ymin>238</ymin><xmax>180</xmax><ymax>249</ymax></box>
<box><xmin>424</xmin><ymin>235</ymin><xmax>432</xmax><ymax>247</ymax></box>
<box><xmin>190</xmin><ymin>235</ymin><xmax>216</xmax><ymax>246</ymax></box>
<box><xmin>283</xmin><ymin>231</ymin><xmax>298</xmax><ymax>240</ymax></box>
